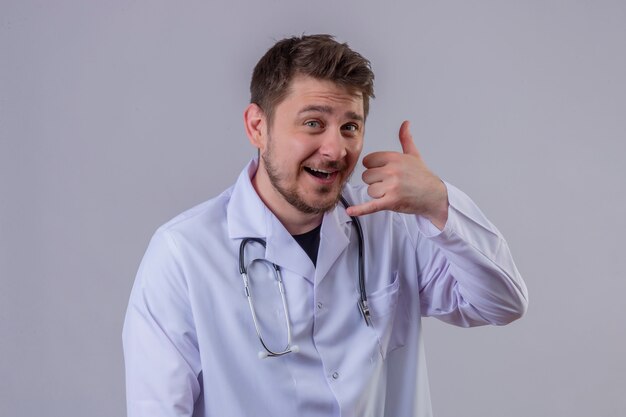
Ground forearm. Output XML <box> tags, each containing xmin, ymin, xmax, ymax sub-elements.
<box><xmin>415</xmin><ymin>182</ymin><xmax>528</xmax><ymax>326</ymax></box>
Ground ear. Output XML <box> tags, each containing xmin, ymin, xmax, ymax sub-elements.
<box><xmin>243</xmin><ymin>103</ymin><xmax>267</xmax><ymax>151</ymax></box>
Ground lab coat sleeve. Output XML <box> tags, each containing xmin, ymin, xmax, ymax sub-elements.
<box><xmin>123</xmin><ymin>229</ymin><xmax>202</xmax><ymax>416</ymax></box>
<box><xmin>412</xmin><ymin>182</ymin><xmax>528</xmax><ymax>327</ymax></box>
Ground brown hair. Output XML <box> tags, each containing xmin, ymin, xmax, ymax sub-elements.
<box><xmin>250</xmin><ymin>34</ymin><xmax>375</xmax><ymax>124</ymax></box>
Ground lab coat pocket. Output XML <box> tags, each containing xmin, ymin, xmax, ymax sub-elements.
<box><xmin>368</xmin><ymin>272</ymin><xmax>408</xmax><ymax>359</ymax></box>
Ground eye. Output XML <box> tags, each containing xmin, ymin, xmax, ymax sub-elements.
<box><xmin>304</xmin><ymin>120</ymin><xmax>322</xmax><ymax>128</ymax></box>
<box><xmin>342</xmin><ymin>123</ymin><xmax>360</xmax><ymax>133</ymax></box>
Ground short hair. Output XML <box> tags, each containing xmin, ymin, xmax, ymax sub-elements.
<box><xmin>250</xmin><ymin>34</ymin><xmax>375</xmax><ymax>124</ymax></box>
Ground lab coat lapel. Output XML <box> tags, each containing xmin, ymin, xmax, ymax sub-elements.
<box><xmin>264</xmin><ymin>214</ymin><xmax>315</xmax><ymax>283</ymax></box>
<box><xmin>315</xmin><ymin>204</ymin><xmax>351</xmax><ymax>286</ymax></box>
<box><xmin>227</xmin><ymin>159</ymin><xmax>315</xmax><ymax>282</ymax></box>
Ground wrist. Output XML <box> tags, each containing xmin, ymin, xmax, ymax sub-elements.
<box><xmin>425</xmin><ymin>180</ymin><xmax>449</xmax><ymax>230</ymax></box>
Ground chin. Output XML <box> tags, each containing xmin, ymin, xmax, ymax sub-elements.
<box><xmin>309</xmin><ymin>193</ymin><xmax>342</xmax><ymax>213</ymax></box>
<box><xmin>288</xmin><ymin>190</ymin><xmax>339</xmax><ymax>215</ymax></box>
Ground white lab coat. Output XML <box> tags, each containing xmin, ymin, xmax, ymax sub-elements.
<box><xmin>123</xmin><ymin>158</ymin><xmax>528</xmax><ymax>417</ymax></box>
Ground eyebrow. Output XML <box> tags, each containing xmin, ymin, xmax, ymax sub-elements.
<box><xmin>298</xmin><ymin>105</ymin><xmax>364</xmax><ymax>122</ymax></box>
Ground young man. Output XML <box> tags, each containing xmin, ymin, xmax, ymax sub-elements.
<box><xmin>123</xmin><ymin>34</ymin><xmax>528</xmax><ymax>417</ymax></box>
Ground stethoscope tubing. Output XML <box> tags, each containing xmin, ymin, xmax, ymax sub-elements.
<box><xmin>239</xmin><ymin>238</ymin><xmax>296</xmax><ymax>358</ymax></box>
<box><xmin>238</xmin><ymin>195</ymin><xmax>370</xmax><ymax>359</ymax></box>
<box><xmin>339</xmin><ymin>195</ymin><xmax>372</xmax><ymax>327</ymax></box>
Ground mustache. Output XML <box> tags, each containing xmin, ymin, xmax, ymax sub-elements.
<box><xmin>306</xmin><ymin>160</ymin><xmax>348</xmax><ymax>171</ymax></box>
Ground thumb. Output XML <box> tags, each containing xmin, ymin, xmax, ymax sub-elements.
<box><xmin>399</xmin><ymin>120</ymin><xmax>420</xmax><ymax>156</ymax></box>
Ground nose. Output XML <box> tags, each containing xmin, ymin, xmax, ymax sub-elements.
<box><xmin>319</xmin><ymin>128</ymin><xmax>347</xmax><ymax>160</ymax></box>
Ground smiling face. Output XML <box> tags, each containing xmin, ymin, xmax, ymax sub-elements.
<box><xmin>246</xmin><ymin>75</ymin><xmax>365</xmax><ymax>231</ymax></box>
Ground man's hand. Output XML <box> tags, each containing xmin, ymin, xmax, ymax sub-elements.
<box><xmin>346</xmin><ymin>121</ymin><xmax>449</xmax><ymax>230</ymax></box>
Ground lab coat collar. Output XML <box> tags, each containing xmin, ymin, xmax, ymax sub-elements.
<box><xmin>227</xmin><ymin>158</ymin><xmax>352</xmax><ymax>284</ymax></box>
<box><xmin>227</xmin><ymin>158</ymin><xmax>267</xmax><ymax>240</ymax></box>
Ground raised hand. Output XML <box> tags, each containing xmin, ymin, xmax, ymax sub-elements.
<box><xmin>346</xmin><ymin>120</ymin><xmax>449</xmax><ymax>230</ymax></box>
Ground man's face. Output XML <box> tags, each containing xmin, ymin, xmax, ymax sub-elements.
<box><xmin>256</xmin><ymin>76</ymin><xmax>365</xmax><ymax>216</ymax></box>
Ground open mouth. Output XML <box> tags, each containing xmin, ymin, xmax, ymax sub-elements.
<box><xmin>304</xmin><ymin>166</ymin><xmax>336</xmax><ymax>180</ymax></box>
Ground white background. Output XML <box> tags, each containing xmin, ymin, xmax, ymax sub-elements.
<box><xmin>1</xmin><ymin>1</ymin><xmax>625</xmax><ymax>416</ymax></box>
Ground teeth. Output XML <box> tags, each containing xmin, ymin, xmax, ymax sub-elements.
<box><xmin>305</xmin><ymin>166</ymin><xmax>335</xmax><ymax>179</ymax></box>
<box><xmin>309</xmin><ymin>167</ymin><xmax>332</xmax><ymax>174</ymax></box>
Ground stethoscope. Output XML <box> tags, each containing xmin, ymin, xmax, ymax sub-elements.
<box><xmin>238</xmin><ymin>196</ymin><xmax>371</xmax><ymax>359</ymax></box>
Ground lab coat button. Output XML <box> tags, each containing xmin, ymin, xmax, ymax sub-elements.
<box><xmin>317</xmin><ymin>302</ymin><xmax>323</xmax><ymax>309</ymax></box>
<box><xmin>332</xmin><ymin>371</ymin><xmax>339</xmax><ymax>380</ymax></box>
